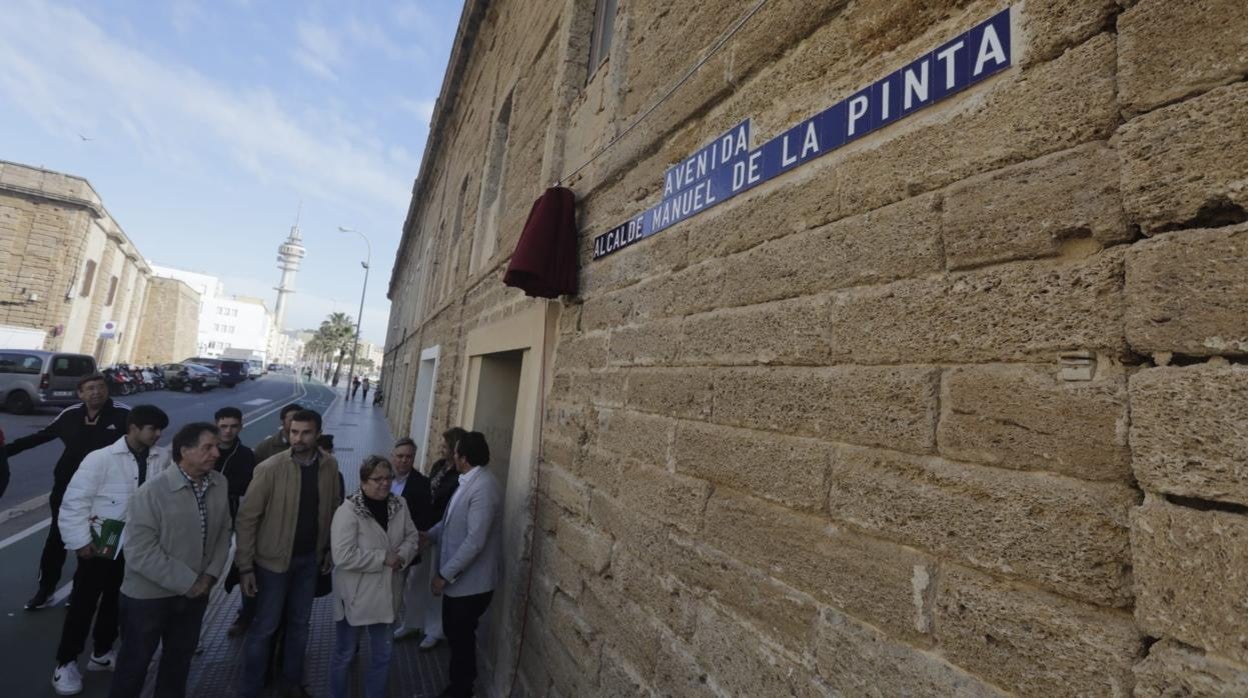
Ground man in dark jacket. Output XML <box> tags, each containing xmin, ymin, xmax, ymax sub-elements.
<box><xmin>4</xmin><ymin>374</ymin><xmax>129</xmax><ymax>610</ymax></box>
<box><xmin>213</xmin><ymin>407</ymin><xmax>259</xmax><ymax>637</ymax></box>
<box><xmin>391</xmin><ymin>437</ymin><xmax>433</xmax><ymax>641</ymax></box>
<box><xmin>252</xmin><ymin>402</ymin><xmax>302</xmax><ymax>464</ymax></box>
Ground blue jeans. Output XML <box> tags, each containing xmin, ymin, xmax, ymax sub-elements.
<box><xmin>329</xmin><ymin>620</ymin><xmax>393</xmax><ymax>698</ymax></box>
<box><xmin>240</xmin><ymin>553</ymin><xmax>318</xmax><ymax>697</ymax></box>
<box><xmin>109</xmin><ymin>594</ymin><xmax>209</xmax><ymax>698</ymax></box>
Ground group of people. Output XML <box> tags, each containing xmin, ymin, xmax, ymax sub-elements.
<box><xmin>349</xmin><ymin>375</ymin><xmax>372</xmax><ymax>401</ymax></box>
<box><xmin>2</xmin><ymin>372</ymin><xmax>503</xmax><ymax>698</ymax></box>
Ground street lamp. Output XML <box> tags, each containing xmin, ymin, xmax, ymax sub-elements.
<box><xmin>338</xmin><ymin>226</ymin><xmax>371</xmax><ymax>397</ymax></box>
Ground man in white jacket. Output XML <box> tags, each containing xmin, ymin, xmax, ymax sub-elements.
<box><xmin>51</xmin><ymin>404</ymin><xmax>169</xmax><ymax>697</ymax></box>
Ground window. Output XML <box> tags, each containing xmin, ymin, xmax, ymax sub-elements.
<box><xmin>588</xmin><ymin>0</ymin><xmax>617</xmax><ymax>74</ymax></box>
<box><xmin>0</xmin><ymin>353</ymin><xmax>42</xmax><ymax>374</ymax></box>
<box><xmin>106</xmin><ymin>276</ymin><xmax>119</xmax><ymax>306</ymax></box>
<box><xmin>471</xmin><ymin>91</ymin><xmax>514</xmax><ymax>273</ymax></box>
<box><xmin>80</xmin><ymin>260</ymin><xmax>97</xmax><ymax>298</ymax></box>
<box><xmin>52</xmin><ymin>355</ymin><xmax>93</xmax><ymax>377</ymax></box>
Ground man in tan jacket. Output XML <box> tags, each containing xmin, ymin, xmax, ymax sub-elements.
<box><xmin>235</xmin><ymin>409</ymin><xmax>341</xmax><ymax>698</ymax></box>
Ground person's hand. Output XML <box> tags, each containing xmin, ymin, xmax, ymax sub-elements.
<box><xmin>240</xmin><ymin>571</ymin><xmax>257</xmax><ymax>597</ymax></box>
<box><xmin>431</xmin><ymin>575</ymin><xmax>446</xmax><ymax>596</ymax></box>
<box><xmin>76</xmin><ymin>543</ymin><xmax>98</xmax><ymax>559</ymax></box>
<box><xmin>384</xmin><ymin>550</ymin><xmax>402</xmax><ymax>570</ymax></box>
<box><xmin>186</xmin><ymin>573</ymin><xmax>213</xmax><ymax>598</ymax></box>
<box><xmin>321</xmin><ymin>557</ymin><xmax>333</xmax><ymax>574</ymax></box>
<box><xmin>417</xmin><ymin>531</ymin><xmax>431</xmax><ymax>550</ymax></box>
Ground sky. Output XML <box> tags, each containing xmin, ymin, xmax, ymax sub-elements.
<box><xmin>0</xmin><ymin>0</ymin><xmax>464</xmax><ymax>346</ymax></box>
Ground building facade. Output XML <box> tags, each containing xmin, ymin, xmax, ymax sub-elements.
<box><xmin>0</xmin><ymin>160</ymin><xmax>152</xmax><ymax>366</ymax></box>
<box><xmin>384</xmin><ymin>1</ymin><xmax>1248</xmax><ymax>695</ymax></box>
<box><xmin>149</xmin><ymin>265</ymin><xmax>274</xmax><ymax>361</ymax></box>
<box><xmin>132</xmin><ymin>276</ymin><xmax>201</xmax><ymax>365</ymax></box>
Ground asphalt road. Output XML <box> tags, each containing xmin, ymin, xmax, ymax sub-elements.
<box><xmin>0</xmin><ymin>372</ymin><xmax>337</xmax><ymax>698</ymax></box>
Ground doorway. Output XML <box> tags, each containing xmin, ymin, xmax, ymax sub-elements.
<box><xmin>408</xmin><ymin>345</ymin><xmax>440</xmax><ymax>469</ymax></box>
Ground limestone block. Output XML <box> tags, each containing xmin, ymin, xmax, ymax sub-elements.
<box><xmin>938</xmin><ymin>364</ymin><xmax>1130</xmax><ymax>481</ymax></box>
<box><xmin>589</xmin><ymin>489</ymin><xmax>680</xmax><ymax>565</ymax></box>
<box><xmin>1117</xmin><ymin>83</ymin><xmax>1248</xmax><ymax>234</ymax></box>
<box><xmin>1119</xmin><ymin>0</ymin><xmax>1248</xmax><ymax>115</ymax></box>
<box><xmin>610</xmin><ymin>547</ymin><xmax>698</xmax><ymax>641</ymax></box>
<box><xmin>943</xmin><ymin>142</ymin><xmax>1129</xmax><ymax>270</ymax></box>
<box><xmin>583</xmin><ymin>226</ymin><xmax>687</xmax><ymax>296</ymax></box>
<box><xmin>607</xmin><ymin>319</ymin><xmax>681</xmax><ymax>367</ymax></box>
<box><xmin>549</xmin><ymin>592</ymin><xmax>600</xmax><ymax>673</ymax></box>
<box><xmin>555</xmin><ymin>332</ymin><xmax>608</xmax><ymax>371</ymax></box>
<box><xmin>668</xmin><ymin>538</ymin><xmax>820</xmax><ymax>653</ymax></box>
<box><xmin>702</xmin><ymin>490</ymin><xmax>936</xmax><ymax>645</ymax></box>
<box><xmin>828</xmin><ymin>446</ymin><xmax>1135</xmax><ymax>606</ymax></box>
<box><xmin>578</xmin><ymin>369</ymin><xmax>627</xmax><ymax>408</ymax></box>
<box><xmin>837</xmin><ymin>33</ymin><xmax>1118</xmax><ymax>217</ymax></box>
<box><xmin>711</xmin><ymin>365</ymin><xmax>938</xmax><ymax>454</ymax></box>
<box><xmin>535</xmin><ymin>531</ymin><xmax>585</xmax><ymax>600</ymax></box>
<box><xmin>718</xmin><ymin>192</ymin><xmax>943</xmax><ymax>307</ymax></box>
<box><xmin>1133</xmin><ymin>496</ymin><xmax>1248</xmax><ymax>664</ymax></box>
<box><xmin>653</xmin><ymin>635</ymin><xmax>717</xmax><ymax>698</ymax></box>
<box><xmin>934</xmin><ymin>564</ymin><xmax>1140</xmax><ymax>696</ymax></box>
<box><xmin>814</xmin><ymin>607</ymin><xmax>1006</xmax><ymax>697</ymax></box>
<box><xmin>555</xmin><ymin>516</ymin><xmax>612</xmax><ymax>575</ymax></box>
<box><xmin>581</xmin><ymin>578</ymin><xmax>663</xmax><ymax>676</ymax></box>
<box><xmin>615</xmin><ymin>462</ymin><xmax>711</xmax><ymax>534</ymax></box>
<box><xmin>1019</xmin><ymin>0</ymin><xmax>1121</xmax><ymax>66</ymax></box>
<box><xmin>594</xmin><ymin>408</ymin><xmax>672</xmax><ymax>467</ymax></box>
<box><xmin>673</xmin><ymin>420</ymin><xmax>830</xmax><ymax>512</ymax></box>
<box><xmin>581</xmin><ymin>291</ymin><xmax>633</xmax><ymax>331</ymax></box>
<box><xmin>690</xmin><ymin>602</ymin><xmax>823</xmax><ymax>698</ymax></box>
<box><xmin>598</xmin><ymin>648</ymin><xmax>653</xmax><ymax>698</ymax></box>
<box><xmin>625</xmin><ymin>368</ymin><xmax>713</xmax><ymax>419</ymax></box>
<box><xmin>1134</xmin><ymin>640</ymin><xmax>1248</xmax><ymax>697</ymax></box>
<box><xmin>542</xmin><ymin>626</ymin><xmax>595</xmax><ymax>698</ymax></box>
<box><xmin>828</xmin><ymin>249</ymin><xmax>1126</xmax><ymax>364</ymax></box>
<box><xmin>679</xmin><ymin>295</ymin><xmax>830</xmax><ymax>366</ymax></box>
<box><xmin>541</xmin><ymin>465</ymin><xmax>589</xmax><ymax>518</ymax></box>
<box><xmin>1130</xmin><ymin>365</ymin><xmax>1248</xmax><ymax>505</ymax></box>
<box><xmin>1125</xmin><ymin>224</ymin><xmax>1248</xmax><ymax>356</ymax></box>
<box><xmin>639</xmin><ymin>260</ymin><xmax>724</xmax><ymax>320</ymax></box>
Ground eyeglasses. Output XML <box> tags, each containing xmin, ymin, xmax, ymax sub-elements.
<box><xmin>367</xmin><ymin>476</ymin><xmax>394</xmax><ymax>483</ymax></box>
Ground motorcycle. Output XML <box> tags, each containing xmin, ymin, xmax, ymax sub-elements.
<box><xmin>103</xmin><ymin>367</ymin><xmax>134</xmax><ymax>396</ymax></box>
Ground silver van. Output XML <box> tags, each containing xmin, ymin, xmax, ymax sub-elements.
<box><xmin>0</xmin><ymin>350</ymin><xmax>97</xmax><ymax>414</ymax></box>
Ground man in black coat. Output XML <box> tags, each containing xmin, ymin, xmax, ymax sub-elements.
<box><xmin>390</xmin><ymin>437</ymin><xmax>433</xmax><ymax>640</ymax></box>
<box><xmin>212</xmin><ymin>407</ymin><xmax>259</xmax><ymax>637</ymax></box>
<box><xmin>4</xmin><ymin>374</ymin><xmax>129</xmax><ymax>610</ymax></box>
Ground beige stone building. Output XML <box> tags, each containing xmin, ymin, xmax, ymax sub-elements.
<box><xmin>383</xmin><ymin>1</ymin><xmax>1248</xmax><ymax>695</ymax></box>
<box><xmin>132</xmin><ymin>276</ymin><xmax>200</xmax><ymax>365</ymax></box>
<box><xmin>0</xmin><ymin>160</ymin><xmax>199</xmax><ymax>366</ymax></box>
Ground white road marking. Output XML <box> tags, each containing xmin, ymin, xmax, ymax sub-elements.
<box><xmin>242</xmin><ymin>399</ymin><xmax>271</xmax><ymax>406</ymax></box>
<box><xmin>0</xmin><ymin>517</ymin><xmax>50</xmax><ymax>551</ymax></box>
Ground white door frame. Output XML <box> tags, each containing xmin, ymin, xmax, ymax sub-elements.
<box><xmin>408</xmin><ymin>344</ymin><xmax>440</xmax><ymax>471</ymax></box>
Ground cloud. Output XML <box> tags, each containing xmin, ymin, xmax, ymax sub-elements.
<box><xmin>398</xmin><ymin>97</ymin><xmax>437</xmax><ymax>125</ymax></box>
<box><xmin>0</xmin><ymin>1</ymin><xmax>411</xmax><ymax>210</ymax></box>
<box><xmin>293</xmin><ymin>19</ymin><xmax>343</xmax><ymax>81</ymax></box>
<box><xmin>170</xmin><ymin>0</ymin><xmax>206</xmax><ymax>35</ymax></box>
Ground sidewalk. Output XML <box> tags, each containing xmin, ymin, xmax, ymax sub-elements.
<box><xmin>180</xmin><ymin>385</ymin><xmax>452</xmax><ymax>697</ymax></box>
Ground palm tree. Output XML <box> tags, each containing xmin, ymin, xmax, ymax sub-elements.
<box><xmin>318</xmin><ymin>312</ymin><xmax>356</xmax><ymax>386</ymax></box>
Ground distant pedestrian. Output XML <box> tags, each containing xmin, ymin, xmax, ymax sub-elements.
<box><xmin>213</xmin><ymin>407</ymin><xmax>259</xmax><ymax>638</ymax></box>
<box><xmin>235</xmin><ymin>410</ymin><xmax>342</xmax><ymax>698</ymax></box>
<box><xmin>5</xmin><ymin>374</ymin><xmax>130</xmax><ymax>610</ymax></box>
<box><xmin>420</xmin><ymin>431</ymin><xmax>502</xmax><ymax>698</ymax></box>
<box><xmin>328</xmin><ymin>455</ymin><xmax>419</xmax><ymax>698</ymax></box>
<box><xmin>351</xmin><ymin>376</ymin><xmax>362</xmax><ymax>400</ymax></box>
<box><xmin>361</xmin><ymin>377</ymin><xmax>371</xmax><ymax>403</ymax></box>
<box><xmin>252</xmin><ymin>403</ymin><xmax>302</xmax><ymax>464</ymax></box>
<box><xmin>52</xmin><ymin>404</ymin><xmax>170</xmax><ymax>696</ymax></box>
<box><xmin>108</xmin><ymin>422</ymin><xmax>231</xmax><ymax>698</ymax></box>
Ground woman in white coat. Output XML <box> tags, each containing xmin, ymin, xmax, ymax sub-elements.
<box><xmin>329</xmin><ymin>455</ymin><xmax>420</xmax><ymax>698</ymax></box>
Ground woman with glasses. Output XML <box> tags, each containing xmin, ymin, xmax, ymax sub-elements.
<box><xmin>328</xmin><ymin>455</ymin><xmax>420</xmax><ymax>698</ymax></box>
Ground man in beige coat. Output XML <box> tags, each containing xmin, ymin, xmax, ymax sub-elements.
<box><xmin>235</xmin><ymin>409</ymin><xmax>341</xmax><ymax>698</ymax></box>
<box><xmin>108</xmin><ymin>422</ymin><xmax>231</xmax><ymax>698</ymax></box>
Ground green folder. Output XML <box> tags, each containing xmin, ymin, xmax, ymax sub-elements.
<box><xmin>92</xmin><ymin>518</ymin><xmax>125</xmax><ymax>560</ymax></box>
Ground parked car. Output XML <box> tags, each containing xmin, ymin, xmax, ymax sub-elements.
<box><xmin>185</xmin><ymin>357</ymin><xmax>247</xmax><ymax>387</ymax></box>
<box><xmin>247</xmin><ymin>359</ymin><xmax>263</xmax><ymax>379</ymax></box>
<box><xmin>267</xmin><ymin>363</ymin><xmax>281</xmax><ymax>372</ymax></box>
<box><xmin>159</xmin><ymin>362</ymin><xmax>220</xmax><ymax>392</ymax></box>
<box><xmin>0</xmin><ymin>350</ymin><xmax>96</xmax><ymax>414</ymax></box>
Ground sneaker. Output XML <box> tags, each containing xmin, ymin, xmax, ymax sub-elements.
<box><xmin>393</xmin><ymin>624</ymin><xmax>420</xmax><ymax>641</ymax></box>
<box><xmin>25</xmin><ymin>587</ymin><xmax>54</xmax><ymax>610</ymax></box>
<box><xmin>87</xmin><ymin>649</ymin><xmax>116</xmax><ymax>672</ymax></box>
<box><xmin>419</xmin><ymin>634</ymin><xmax>443</xmax><ymax>651</ymax></box>
<box><xmin>52</xmin><ymin>662</ymin><xmax>83</xmax><ymax>695</ymax></box>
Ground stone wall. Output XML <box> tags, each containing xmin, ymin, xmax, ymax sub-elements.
<box><xmin>0</xmin><ymin>160</ymin><xmax>154</xmax><ymax>361</ymax></box>
<box><xmin>132</xmin><ymin>277</ymin><xmax>201</xmax><ymax>365</ymax></box>
<box><xmin>385</xmin><ymin>0</ymin><xmax>1248</xmax><ymax>694</ymax></box>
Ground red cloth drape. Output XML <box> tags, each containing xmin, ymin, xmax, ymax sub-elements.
<box><xmin>503</xmin><ymin>186</ymin><xmax>578</xmax><ymax>298</ymax></box>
